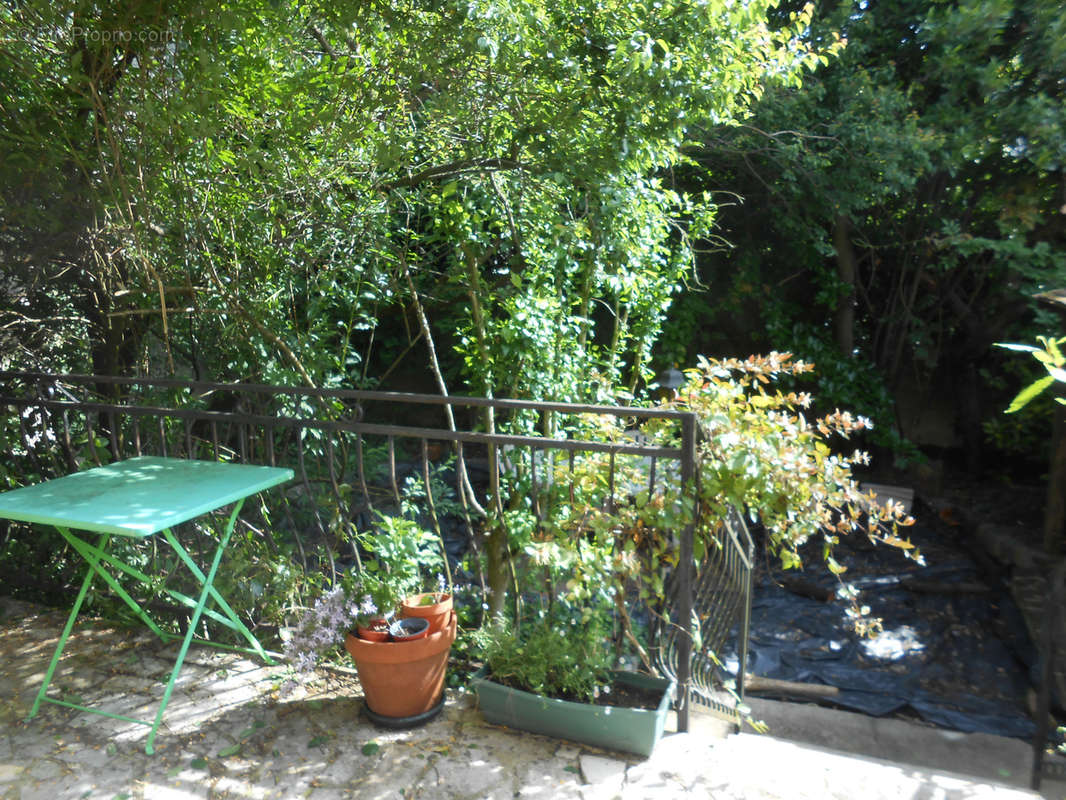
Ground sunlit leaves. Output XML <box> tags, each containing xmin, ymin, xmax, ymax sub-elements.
<box><xmin>3</xmin><ymin>0</ymin><xmax>838</xmax><ymax>398</ymax></box>
<box><xmin>998</xmin><ymin>336</ymin><xmax>1066</xmax><ymax>413</ymax></box>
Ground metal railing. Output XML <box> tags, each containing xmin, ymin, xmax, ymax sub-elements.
<box><xmin>0</xmin><ymin>370</ymin><xmax>753</xmax><ymax>730</ymax></box>
<box><xmin>1033</xmin><ymin>560</ymin><xmax>1066</xmax><ymax>789</ymax></box>
<box><xmin>658</xmin><ymin>505</ymin><xmax>755</xmax><ymax>723</ymax></box>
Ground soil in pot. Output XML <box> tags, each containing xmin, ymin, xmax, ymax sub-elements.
<box><xmin>389</xmin><ymin>616</ymin><xmax>430</xmax><ymax>641</ymax></box>
<box><xmin>356</xmin><ymin>618</ymin><xmax>390</xmax><ymax>642</ymax></box>
<box><xmin>590</xmin><ymin>681</ymin><xmax>664</xmax><ymax>710</ymax></box>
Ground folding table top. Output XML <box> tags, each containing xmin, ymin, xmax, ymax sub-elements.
<box><xmin>0</xmin><ymin>456</ymin><xmax>293</xmax><ymax>537</ymax></box>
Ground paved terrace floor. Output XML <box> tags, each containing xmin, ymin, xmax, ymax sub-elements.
<box><xmin>0</xmin><ymin>597</ymin><xmax>1057</xmax><ymax>800</ymax></box>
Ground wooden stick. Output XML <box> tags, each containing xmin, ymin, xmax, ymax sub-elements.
<box><xmin>744</xmin><ymin>675</ymin><xmax>841</xmax><ymax>699</ymax></box>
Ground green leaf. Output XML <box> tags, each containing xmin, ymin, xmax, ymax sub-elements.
<box><xmin>826</xmin><ymin>556</ymin><xmax>847</xmax><ymax>575</ymax></box>
<box><xmin>1005</xmin><ymin>375</ymin><xmax>1054</xmax><ymax>413</ymax></box>
<box><xmin>361</xmin><ymin>740</ymin><xmax>380</xmax><ymax>756</ymax></box>
<box><xmin>217</xmin><ymin>744</ymin><xmax>242</xmax><ymax>758</ymax></box>
<box><xmin>308</xmin><ymin>734</ymin><xmax>331</xmax><ymax>748</ymax></box>
<box><xmin>190</xmin><ymin>757</ymin><xmax>208</xmax><ymax>770</ymax></box>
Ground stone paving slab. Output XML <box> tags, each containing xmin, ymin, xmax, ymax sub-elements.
<box><xmin>0</xmin><ymin>596</ymin><xmax>1049</xmax><ymax>800</ymax></box>
<box><xmin>703</xmin><ymin>734</ymin><xmax>1034</xmax><ymax>800</ymax></box>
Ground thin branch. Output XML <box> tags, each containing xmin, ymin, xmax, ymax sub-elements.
<box><xmin>201</xmin><ymin>244</ymin><xmax>317</xmax><ymax>387</ymax></box>
<box><xmin>0</xmin><ymin>314</ymin><xmax>91</xmax><ymax>331</ymax></box>
<box><xmin>379</xmin><ymin>158</ymin><xmax>525</xmax><ymax>191</ymax></box>
<box><xmin>397</xmin><ymin>242</ymin><xmax>488</xmax><ymax>519</ymax></box>
<box><xmin>305</xmin><ymin>22</ymin><xmax>339</xmax><ymax>61</ymax></box>
<box><xmin>105</xmin><ymin>307</ymin><xmax>199</xmax><ymax>318</ymax></box>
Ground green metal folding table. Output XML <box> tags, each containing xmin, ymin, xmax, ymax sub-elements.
<box><xmin>0</xmin><ymin>456</ymin><xmax>293</xmax><ymax>754</ymax></box>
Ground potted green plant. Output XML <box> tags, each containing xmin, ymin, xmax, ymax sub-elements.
<box><xmin>284</xmin><ymin>572</ymin><xmax>458</xmax><ymax>725</ymax></box>
<box><xmin>401</xmin><ymin>574</ymin><xmax>454</xmax><ymax>634</ymax></box>
<box><xmin>470</xmin><ymin>605</ymin><xmax>674</xmax><ymax>757</ymax></box>
<box><xmin>549</xmin><ymin>353</ymin><xmax>919</xmax><ymax>644</ymax></box>
<box><xmin>467</xmin><ymin>353</ymin><xmax>918</xmax><ymax>752</ymax></box>
<box><xmin>284</xmin><ymin>515</ymin><xmax>457</xmax><ymax>726</ymax></box>
<box><xmin>345</xmin><ymin>610</ymin><xmax>457</xmax><ymax>724</ymax></box>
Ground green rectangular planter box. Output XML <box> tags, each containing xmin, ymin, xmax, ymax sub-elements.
<box><xmin>471</xmin><ymin>669</ymin><xmax>675</xmax><ymax>757</ymax></box>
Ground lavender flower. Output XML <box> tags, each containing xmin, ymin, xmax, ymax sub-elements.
<box><xmin>284</xmin><ymin>583</ymin><xmax>370</xmax><ymax>674</ymax></box>
<box><xmin>283</xmin><ymin>566</ymin><xmax>421</xmax><ymax>678</ymax></box>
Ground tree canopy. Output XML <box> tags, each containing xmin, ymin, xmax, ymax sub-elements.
<box><xmin>2</xmin><ymin>0</ymin><xmax>1064</xmax><ymax>469</ymax></box>
<box><xmin>670</xmin><ymin>0</ymin><xmax>1066</xmax><ymax>462</ymax></box>
<box><xmin>1</xmin><ymin>0</ymin><xmax>830</xmax><ymax>407</ymax></box>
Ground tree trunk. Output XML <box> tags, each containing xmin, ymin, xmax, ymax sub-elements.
<box><xmin>485</xmin><ymin>517</ymin><xmax>510</xmax><ymax>620</ymax></box>
<box><xmin>959</xmin><ymin>361</ymin><xmax>983</xmax><ymax>473</ymax></box>
<box><xmin>1044</xmin><ymin>399</ymin><xmax>1066</xmax><ymax>555</ymax></box>
<box><xmin>83</xmin><ymin>257</ymin><xmax>144</xmax><ymax>390</ymax></box>
<box><xmin>833</xmin><ymin>214</ymin><xmax>856</xmax><ymax>357</ymax></box>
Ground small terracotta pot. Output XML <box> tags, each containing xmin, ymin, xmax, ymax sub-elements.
<box><xmin>389</xmin><ymin>616</ymin><xmax>430</xmax><ymax>641</ymax></box>
<box><xmin>345</xmin><ymin>612</ymin><xmax>457</xmax><ymax>719</ymax></box>
<box><xmin>400</xmin><ymin>592</ymin><xmax>453</xmax><ymax>634</ymax></box>
<box><xmin>356</xmin><ymin>618</ymin><xmax>390</xmax><ymax>642</ymax></box>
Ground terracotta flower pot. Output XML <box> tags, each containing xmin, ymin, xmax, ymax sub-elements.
<box><xmin>400</xmin><ymin>592</ymin><xmax>453</xmax><ymax>634</ymax></box>
<box><xmin>389</xmin><ymin>616</ymin><xmax>430</xmax><ymax>641</ymax></box>
<box><xmin>345</xmin><ymin>611</ymin><xmax>457</xmax><ymax>719</ymax></box>
<box><xmin>356</xmin><ymin>617</ymin><xmax>390</xmax><ymax>642</ymax></box>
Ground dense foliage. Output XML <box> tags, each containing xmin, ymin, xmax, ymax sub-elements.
<box><xmin>2</xmin><ymin>0</ymin><xmax>1063</xmax><ymax>693</ymax></box>
<box><xmin>998</xmin><ymin>337</ymin><xmax>1066</xmax><ymax>413</ymax></box>
<box><xmin>1</xmin><ymin>0</ymin><xmax>829</xmax><ymax>408</ymax></box>
<box><xmin>668</xmin><ymin>0</ymin><xmax>1066</xmax><ymax>465</ymax></box>
<box><xmin>470</xmin><ymin>352</ymin><xmax>915</xmax><ymax>702</ymax></box>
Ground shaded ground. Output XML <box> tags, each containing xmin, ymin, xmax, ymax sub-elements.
<box><xmin>0</xmin><ymin>597</ymin><xmax>1042</xmax><ymax>800</ymax></box>
<box><xmin>741</xmin><ymin>482</ymin><xmax>1045</xmax><ymax>740</ymax></box>
<box><xmin>0</xmin><ymin>598</ymin><xmax>723</xmax><ymax>800</ymax></box>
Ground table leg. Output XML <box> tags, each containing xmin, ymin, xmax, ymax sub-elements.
<box><xmin>59</xmin><ymin>530</ymin><xmax>252</xmax><ymax>644</ymax></box>
<box><xmin>27</xmin><ymin>531</ymin><xmax>110</xmax><ymax>720</ymax></box>
<box><xmin>57</xmin><ymin>528</ymin><xmax>170</xmax><ymax>641</ymax></box>
<box><xmin>144</xmin><ymin>498</ymin><xmax>245</xmax><ymax>755</ymax></box>
<box><xmin>161</xmin><ymin>527</ymin><xmax>273</xmax><ymax>663</ymax></box>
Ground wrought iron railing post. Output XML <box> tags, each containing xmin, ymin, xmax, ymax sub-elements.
<box><xmin>736</xmin><ymin>519</ymin><xmax>754</xmax><ymax>732</ymax></box>
<box><xmin>677</xmin><ymin>412</ymin><xmax>697</xmax><ymax>732</ymax></box>
<box><xmin>1033</xmin><ymin>560</ymin><xmax>1066</xmax><ymax>789</ymax></box>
